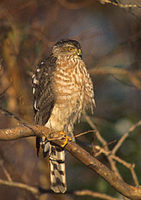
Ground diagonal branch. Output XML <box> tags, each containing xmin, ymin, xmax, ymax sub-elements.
<box><xmin>0</xmin><ymin>178</ymin><xmax>38</xmax><ymax>195</ymax></box>
<box><xmin>74</xmin><ymin>190</ymin><xmax>120</xmax><ymax>200</ymax></box>
<box><xmin>112</xmin><ymin>120</ymin><xmax>141</xmax><ymax>155</ymax></box>
<box><xmin>0</xmin><ymin>161</ymin><xmax>12</xmax><ymax>182</ymax></box>
<box><xmin>0</xmin><ymin>125</ymin><xmax>141</xmax><ymax>199</ymax></box>
<box><xmin>0</xmin><ymin>178</ymin><xmax>120</xmax><ymax>200</ymax></box>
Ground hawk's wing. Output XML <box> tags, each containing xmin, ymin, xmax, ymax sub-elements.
<box><xmin>32</xmin><ymin>55</ymin><xmax>57</xmax><ymax>156</ymax></box>
<box><xmin>32</xmin><ymin>55</ymin><xmax>57</xmax><ymax>125</ymax></box>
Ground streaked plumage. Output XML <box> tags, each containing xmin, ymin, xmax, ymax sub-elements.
<box><xmin>32</xmin><ymin>39</ymin><xmax>95</xmax><ymax>193</ymax></box>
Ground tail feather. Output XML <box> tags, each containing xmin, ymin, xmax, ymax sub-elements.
<box><xmin>36</xmin><ymin>137</ymin><xmax>67</xmax><ymax>193</ymax></box>
<box><xmin>49</xmin><ymin>144</ymin><xmax>67</xmax><ymax>193</ymax></box>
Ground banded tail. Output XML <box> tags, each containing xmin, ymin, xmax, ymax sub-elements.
<box><xmin>49</xmin><ymin>144</ymin><xmax>67</xmax><ymax>193</ymax></box>
<box><xmin>36</xmin><ymin>137</ymin><xmax>67</xmax><ymax>193</ymax></box>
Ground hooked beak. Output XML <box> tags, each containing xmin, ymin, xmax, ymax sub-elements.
<box><xmin>77</xmin><ymin>48</ymin><xmax>82</xmax><ymax>58</ymax></box>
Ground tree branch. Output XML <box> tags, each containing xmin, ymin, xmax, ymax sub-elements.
<box><xmin>0</xmin><ymin>125</ymin><xmax>60</xmax><ymax>141</ymax></box>
<box><xmin>112</xmin><ymin>120</ymin><xmax>141</xmax><ymax>155</ymax></box>
<box><xmin>74</xmin><ymin>190</ymin><xmax>120</xmax><ymax>200</ymax></box>
<box><xmin>0</xmin><ymin>178</ymin><xmax>38</xmax><ymax>195</ymax></box>
<box><xmin>0</xmin><ymin>125</ymin><xmax>141</xmax><ymax>199</ymax></box>
<box><xmin>0</xmin><ymin>178</ymin><xmax>120</xmax><ymax>200</ymax></box>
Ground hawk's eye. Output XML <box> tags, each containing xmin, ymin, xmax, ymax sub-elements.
<box><xmin>68</xmin><ymin>47</ymin><xmax>74</xmax><ymax>52</ymax></box>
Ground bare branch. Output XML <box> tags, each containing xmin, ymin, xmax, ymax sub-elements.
<box><xmin>84</xmin><ymin>115</ymin><xmax>107</xmax><ymax>147</ymax></box>
<box><xmin>112</xmin><ymin>120</ymin><xmax>141</xmax><ymax>155</ymax></box>
<box><xmin>100</xmin><ymin>0</ymin><xmax>141</xmax><ymax>8</ymax></box>
<box><xmin>85</xmin><ymin>115</ymin><xmax>122</xmax><ymax>178</ymax></box>
<box><xmin>0</xmin><ymin>177</ymin><xmax>120</xmax><ymax>200</ymax></box>
<box><xmin>0</xmin><ymin>161</ymin><xmax>12</xmax><ymax>182</ymax></box>
<box><xmin>94</xmin><ymin>145</ymin><xmax>139</xmax><ymax>186</ymax></box>
<box><xmin>0</xmin><ymin>178</ymin><xmax>38</xmax><ymax>195</ymax></box>
<box><xmin>0</xmin><ymin>125</ymin><xmax>141</xmax><ymax>199</ymax></box>
<box><xmin>0</xmin><ymin>106</ymin><xmax>29</xmax><ymax>126</ymax></box>
<box><xmin>0</xmin><ymin>85</ymin><xmax>10</xmax><ymax>98</ymax></box>
<box><xmin>131</xmin><ymin>167</ymin><xmax>139</xmax><ymax>187</ymax></box>
<box><xmin>75</xmin><ymin>130</ymin><xmax>96</xmax><ymax>138</ymax></box>
<box><xmin>57</xmin><ymin>0</ymin><xmax>94</xmax><ymax>9</ymax></box>
<box><xmin>84</xmin><ymin>114</ymin><xmax>139</xmax><ymax>200</ymax></box>
<box><xmin>0</xmin><ymin>125</ymin><xmax>59</xmax><ymax>141</ymax></box>
<box><xmin>74</xmin><ymin>190</ymin><xmax>120</xmax><ymax>200</ymax></box>
<box><xmin>89</xmin><ymin>67</ymin><xmax>141</xmax><ymax>90</ymax></box>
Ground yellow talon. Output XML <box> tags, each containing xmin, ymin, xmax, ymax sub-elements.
<box><xmin>60</xmin><ymin>131</ymin><xmax>65</xmax><ymax>136</ymax></box>
<box><xmin>42</xmin><ymin>136</ymin><xmax>46</xmax><ymax>142</ymax></box>
<box><xmin>59</xmin><ymin>131</ymin><xmax>72</xmax><ymax>147</ymax></box>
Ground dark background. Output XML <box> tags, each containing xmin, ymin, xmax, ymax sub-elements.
<box><xmin>0</xmin><ymin>0</ymin><xmax>141</xmax><ymax>199</ymax></box>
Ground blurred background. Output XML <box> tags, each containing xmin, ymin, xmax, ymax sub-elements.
<box><xmin>0</xmin><ymin>0</ymin><xmax>141</xmax><ymax>199</ymax></box>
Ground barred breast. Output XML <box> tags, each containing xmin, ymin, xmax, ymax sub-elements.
<box><xmin>45</xmin><ymin>55</ymin><xmax>95</xmax><ymax>133</ymax></box>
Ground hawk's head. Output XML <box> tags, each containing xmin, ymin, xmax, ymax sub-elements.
<box><xmin>52</xmin><ymin>39</ymin><xmax>82</xmax><ymax>58</ymax></box>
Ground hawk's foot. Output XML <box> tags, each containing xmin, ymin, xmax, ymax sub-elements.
<box><xmin>59</xmin><ymin>131</ymin><xmax>72</xmax><ymax>147</ymax></box>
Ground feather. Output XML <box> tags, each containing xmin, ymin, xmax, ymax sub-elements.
<box><xmin>32</xmin><ymin>39</ymin><xmax>95</xmax><ymax>193</ymax></box>
<box><xmin>49</xmin><ymin>145</ymin><xmax>66</xmax><ymax>193</ymax></box>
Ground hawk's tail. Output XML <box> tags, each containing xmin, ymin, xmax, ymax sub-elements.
<box><xmin>49</xmin><ymin>144</ymin><xmax>67</xmax><ymax>193</ymax></box>
<box><xmin>36</xmin><ymin>137</ymin><xmax>67</xmax><ymax>193</ymax></box>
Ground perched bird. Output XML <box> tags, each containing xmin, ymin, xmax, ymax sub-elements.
<box><xmin>32</xmin><ymin>39</ymin><xmax>95</xmax><ymax>193</ymax></box>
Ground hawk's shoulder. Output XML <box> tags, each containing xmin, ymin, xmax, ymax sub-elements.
<box><xmin>32</xmin><ymin>54</ymin><xmax>57</xmax><ymax>125</ymax></box>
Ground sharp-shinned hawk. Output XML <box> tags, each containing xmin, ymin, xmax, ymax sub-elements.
<box><xmin>32</xmin><ymin>39</ymin><xmax>95</xmax><ymax>193</ymax></box>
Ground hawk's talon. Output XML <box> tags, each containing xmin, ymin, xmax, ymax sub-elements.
<box><xmin>59</xmin><ymin>131</ymin><xmax>72</xmax><ymax>147</ymax></box>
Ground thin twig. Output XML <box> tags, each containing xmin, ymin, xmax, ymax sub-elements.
<box><xmin>100</xmin><ymin>0</ymin><xmax>141</xmax><ymax>8</ymax></box>
<box><xmin>0</xmin><ymin>161</ymin><xmax>12</xmax><ymax>182</ymax></box>
<box><xmin>1</xmin><ymin>125</ymin><xmax>141</xmax><ymax>199</ymax></box>
<box><xmin>85</xmin><ymin>114</ymin><xmax>130</xmax><ymax>200</ymax></box>
<box><xmin>84</xmin><ymin>115</ymin><xmax>121</xmax><ymax>176</ymax></box>
<box><xmin>0</xmin><ymin>106</ymin><xmax>28</xmax><ymax>126</ymax></box>
<box><xmin>112</xmin><ymin>120</ymin><xmax>141</xmax><ymax>155</ymax></box>
<box><xmin>89</xmin><ymin>67</ymin><xmax>141</xmax><ymax>90</ymax></box>
<box><xmin>75</xmin><ymin>130</ymin><xmax>96</xmax><ymax>138</ymax></box>
<box><xmin>0</xmin><ymin>178</ymin><xmax>39</xmax><ymax>195</ymax></box>
<box><xmin>94</xmin><ymin>145</ymin><xmax>139</xmax><ymax>186</ymax></box>
<box><xmin>57</xmin><ymin>0</ymin><xmax>94</xmax><ymax>9</ymax></box>
<box><xmin>0</xmin><ymin>177</ymin><xmax>120</xmax><ymax>200</ymax></box>
<box><xmin>84</xmin><ymin>115</ymin><xmax>107</xmax><ymax>147</ymax></box>
<box><xmin>0</xmin><ymin>85</ymin><xmax>11</xmax><ymax>98</ymax></box>
<box><xmin>74</xmin><ymin>190</ymin><xmax>120</xmax><ymax>200</ymax></box>
<box><xmin>130</xmin><ymin>167</ymin><xmax>139</xmax><ymax>187</ymax></box>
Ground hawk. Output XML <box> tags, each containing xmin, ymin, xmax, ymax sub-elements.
<box><xmin>32</xmin><ymin>39</ymin><xmax>95</xmax><ymax>193</ymax></box>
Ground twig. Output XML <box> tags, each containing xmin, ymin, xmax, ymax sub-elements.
<box><xmin>0</xmin><ymin>85</ymin><xmax>10</xmax><ymax>98</ymax></box>
<box><xmin>57</xmin><ymin>0</ymin><xmax>94</xmax><ymax>9</ymax></box>
<box><xmin>94</xmin><ymin>145</ymin><xmax>139</xmax><ymax>186</ymax></box>
<box><xmin>75</xmin><ymin>130</ymin><xmax>96</xmax><ymax>138</ymax></box>
<box><xmin>84</xmin><ymin>114</ymin><xmax>130</xmax><ymax>200</ymax></box>
<box><xmin>130</xmin><ymin>167</ymin><xmax>139</xmax><ymax>187</ymax></box>
<box><xmin>74</xmin><ymin>190</ymin><xmax>120</xmax><ymax>200</ymax></box>
<box><xmin>0</xmin><ymin>178</ymin><xmax>38</xmax><ymax>195</ymax></box>
<box><xmin>100</xmin><ymin>0</ymin><xmax>141</xmax><ymax>8</ymax></box>
<box><xmin>84</xmin><ymin>115</ymin><xmax>121</xmax><ymax>176</ymax></box>
<box><xmin>0</xmin><ymin>125</ymin><xmax>141</xmax><ymax>199</ymax></box>
<box><xmin>0</xmin><ymin>161</ymin><xmax>12</xmax><ymax>182</ymax></box>
<box><xmin>0</xmin><ymin>106</ymin><xmax>28</xmax><ymax>126</ymax></box>
<box><xmin>95</xmin><ymin>145</ymin><xmax>132</xmax><ymax>167</ymax></box>
<box><xmin>84</xmin><ymin>115</ymin><xmax>107</xmax><ymax>147</ymax></box>
<box><xmin>112</xmin><ymin>120</ymin><xmax>141</xmax><ymax>155</ymax></box>
<box><xmin>0</xmin><ymin>177</ymin><xmax>120</xmax><ymax>200</ymax></box>
<box><xmin>89</xmin><ymin>67</ymin><xmax>141</xmax><ymax>90</ymax></box>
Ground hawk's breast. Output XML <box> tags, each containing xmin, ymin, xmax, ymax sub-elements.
<box><xmin>45</xmin><ymin>55</ymin><xmax>95</xmax><ymax>132</ymax></box>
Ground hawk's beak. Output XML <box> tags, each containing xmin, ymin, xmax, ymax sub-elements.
<box><xmin>77</xmin><ymin>49</ymin><xmax>82</xmax><ymax>58</ymax></box>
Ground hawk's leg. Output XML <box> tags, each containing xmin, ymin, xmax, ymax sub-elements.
<box><xmin>39</xmin><ymin>137</ymin><xmax>50</xmax><ymax>157</ymax></box>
